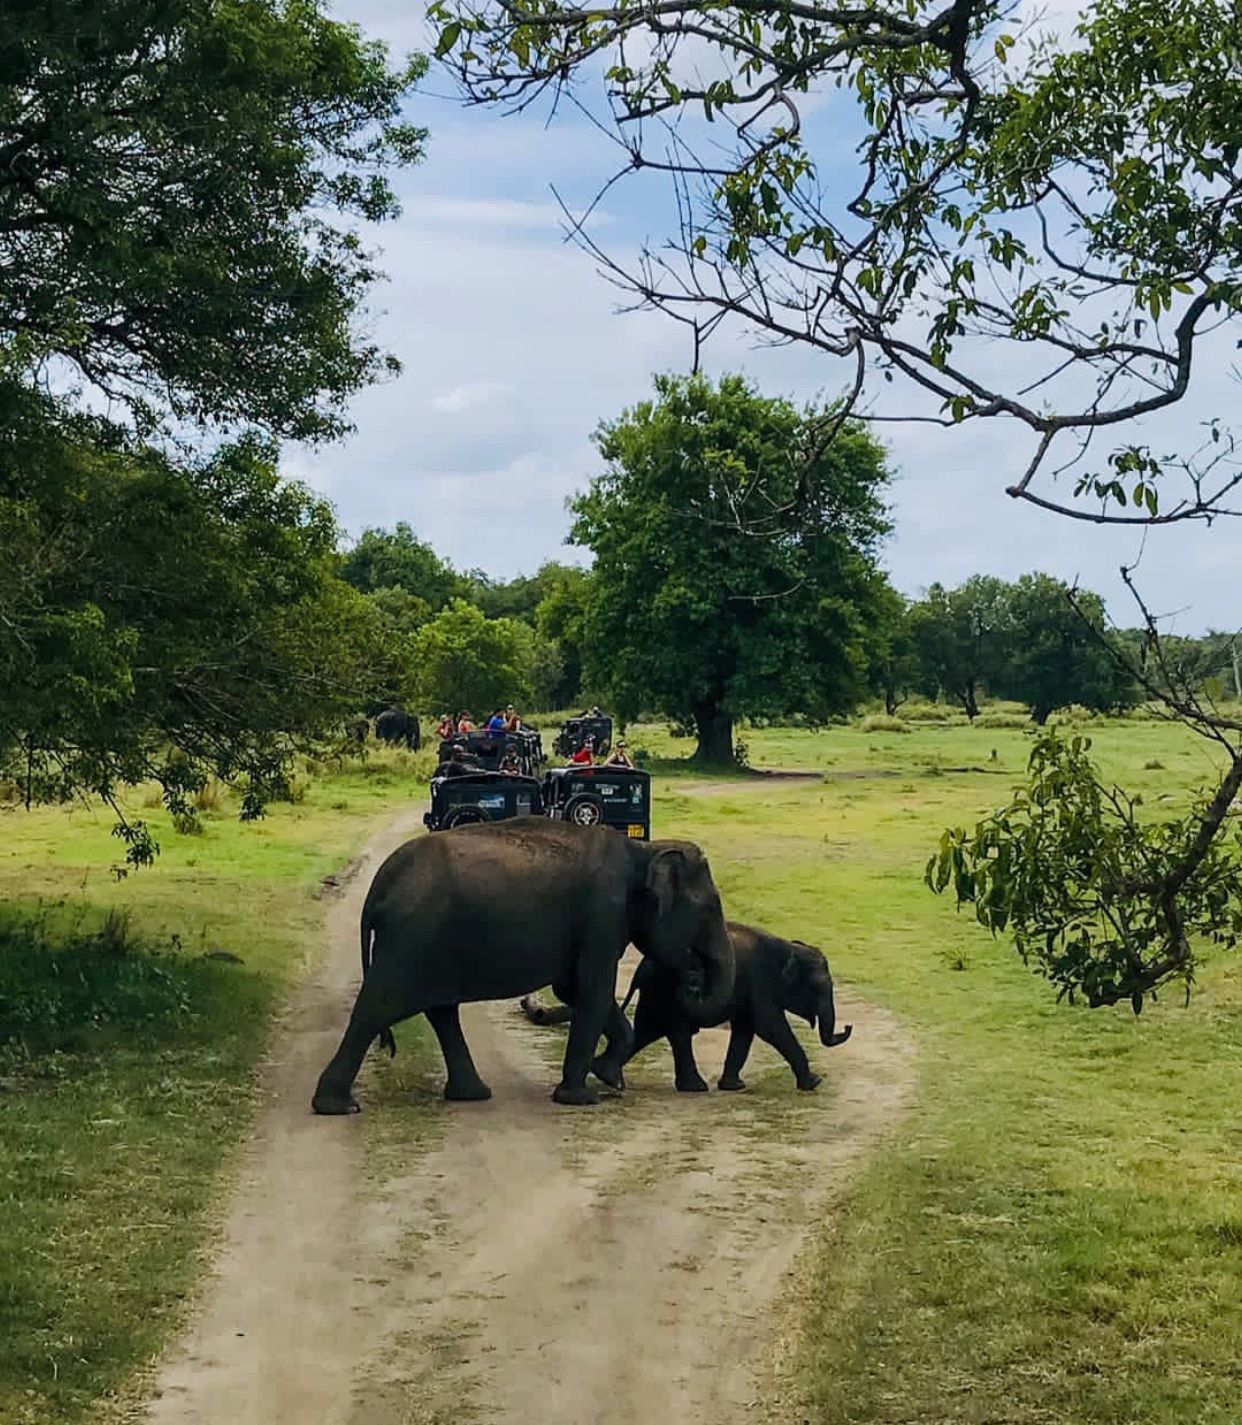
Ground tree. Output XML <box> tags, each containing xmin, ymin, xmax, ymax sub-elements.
<box><xmin>534</xmin><ymin>565</ymin><xmax>594</xmax><ymax>708</ymax></box>
<box><xmin>433</xmin><ymin>0</ymin><xmax>1242</xmax><ymax>527</ymax></box>
<box><xmin>0</xmin><ymin>389</ymin><xmax>384</xmax><ymax>863</ymax></box>
<box><xmin>907</xmin><ymin>578</ymin><xmax>1012</xmax><ymax>720</ymax></box>
<box><xmin>571</xmin><ymin>374</ymin><xmax>890</xmax><ymax>764</ymax></box>
<box><xmin>341</xmin><ymin>524</ymin><xmax>464</xmax><ymax>608</ymax></box>
<box><xmin>431</xmin><ymin>0</ymin><xmax>1242</xmax><ymax>1007</ymax></box>
<box><xmin>412</xmin><ymin>600</ymin><xmax>534</xmax><ymax>718</ymax></box>
<box><xmin>866</xmin><ymin>585</ymin><xmax>925</xmax><ymax>716</ymax></box>
<box><xmin>361</xmin><ymin>586</ymin><xmax>430</xmax><ymax>714</ymax></box>
<box><xmin>995</xmin><ymin>575</ymin><xmax>1135</xmax><ymax>723</ymax></box>
<box><xmin>2</xmin><ymin>0</ymin><xmax>424</xmax><ymax>440</ymax></box>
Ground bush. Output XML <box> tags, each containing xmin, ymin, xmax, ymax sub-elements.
<box><xmin>0</xmin><ymin>910</ymin><xmax>225</xmax><ymax>1053</ymax></box>
<box><xmin>861</xmin><ymin>715</ymin><xmax>912</xmax><ymax>734</ymax></box>
<box><xmin>976</xmin><ymin>712</ymin><xmax>1032</xmax><ymax>730</ymax></box>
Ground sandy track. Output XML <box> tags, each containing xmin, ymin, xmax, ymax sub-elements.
<box><xmin>136</xmin><ymin>814</ymin><xmax>914</xmax><ymax>1425</ymax></box>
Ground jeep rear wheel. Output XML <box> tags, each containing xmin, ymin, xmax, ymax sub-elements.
<box><xmin>443</xmin><ymin>807</ymin><xmax>490</xmax><ymax>830</ymax></box>
<box><xmin>564</xmin><ymin>795</ymin><xmax>603</xmax><ymax>827</ymax></box>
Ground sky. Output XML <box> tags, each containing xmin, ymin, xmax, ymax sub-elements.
<box><xmin>288</xmin><ymin>1</ymin><xmax>1242</xmax><ymax>634</ymax></box>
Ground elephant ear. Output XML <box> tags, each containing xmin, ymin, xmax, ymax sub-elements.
<box><xmin>646</xmin><ymin>847</ymin><xmax>688</xmax><ymax>919</ymax></box>
<box><xmin>782</xmin><ymin>941</ymin><xmax>823</xmax><ymax>986</ymax></box>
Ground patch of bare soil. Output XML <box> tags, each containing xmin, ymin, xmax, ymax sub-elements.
<box><xmin>133</xmin><ymin>819</ymin><xmax>915</xmax><ymax>1425</ymax></box>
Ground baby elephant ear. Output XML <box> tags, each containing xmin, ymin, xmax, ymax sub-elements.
<box><xmin>780</xmin><ymin>950</ymin><xmax>803</xmax><ymax>986</ymax></box>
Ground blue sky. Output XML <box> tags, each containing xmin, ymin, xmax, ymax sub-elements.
<box><xmin>288</xmin><ymin>1</ymin><xmax>1242</xmax><ymax>634</ymax></box>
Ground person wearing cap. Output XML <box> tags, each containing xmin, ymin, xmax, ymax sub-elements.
<box><xmin>568</xmin><ymin>737</ymin><xmax>595</xmax><ymax>766</ymax></box>
<box><xmin>436</xmin><ymin>712</ymin><xmax>455</xmax><ymax>740</ymax></box>
<box><xmin>605</xmin><ymin>739</ymin><xmax>634</xmax><ymax>768</ymax></box>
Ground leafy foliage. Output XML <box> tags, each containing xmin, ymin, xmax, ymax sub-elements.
<box><xmin>411</xmin><ymin>599</ymin><xmax>534</xmax><ymax>718</ymax></box>
<box><xmin>994</xmin><ymin>574</ymin><xmax>1136</xmax><ymax>723</ymax></box>
<box><xmin>571</xmin><ymin>373</ymin><xmax>891</xmax><ymax>762</ymax></box>
<box><xmin>0</xmin><ymin>386</ymin><xmax>385</xmax><ymax>862</ymax></box>
<box><xmin>927</xmin><ymin>734</ymin><xmax>1242</xmax><ymax>1009</ymax></box>
<box><xmin>0</xmin><ymin>0</ymin><xmax>424</xmax><ymax>440</ymax></box>
<box><xmin>907</xmin><ymin>577</ymin><xmax>1012</xmax><ymax>720</ymax></box>
<box><xmin>340</xmin><ymin>524</ymin><xmax>465</xmax><ymax>608</ymax></box>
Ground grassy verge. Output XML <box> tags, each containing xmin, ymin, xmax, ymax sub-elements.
<box><xmin>652</xmin><ymin>720</ymin><xmax>1242</xmax><ymax>1424</ymax></box>
<box><xmin>0</xmin><ymin>749</ymin><xmax>423</xmax><ymax>1425</ymax></box>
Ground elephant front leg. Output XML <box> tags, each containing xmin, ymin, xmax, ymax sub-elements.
<box><xmin>554</xmin><ymin>972</ymin><xmax>615</xmax><ymax>1106</ymax></box>
<box><xmin>717</xmin><ymin>1020</ymin><xmax>755</xmax><ymax>1091</ymax></box>
<box><xmin>668</xmin><ymin>1028</ymin><xmax>709</xmax><ymax>1093</ymax></box>
<box><xmin>426</xmin><ymin>1005</ymin><xmax>492</xmax><ymax>1102</ymax></box>
<box><xmin>756</xmin><ymin>1011</ymin><xmax>821</xmax><ymax>1091</ymax></box>
<box><xmin>589</xmin><ymin>1002</ymin><xmax>634</xmax><ymax>1092</ymax></box>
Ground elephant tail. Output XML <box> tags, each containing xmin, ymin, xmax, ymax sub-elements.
<box><xmin>361</xmin><ymin>913</ymin><xmax>398</xmax><ymax>1059</ymax></box>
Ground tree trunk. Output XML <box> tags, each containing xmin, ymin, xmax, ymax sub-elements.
<box><xmin>692</xmin><ymin>702</ymin><xmax>734</xmax><ymax>765</ymax></box>
<box><xmin>958</xmin><ymin>683</ymin><xmax>980</xmax><ymax>720</ymax></box>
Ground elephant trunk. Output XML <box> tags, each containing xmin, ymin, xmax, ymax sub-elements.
<box><xmin>817</xmin><ymin>984</ymin><xmax>853</xmax><ymax>1047</ymax></box>
<box><xmin>677</xmin><ymin>915</ymin><xmax>735</xmax><ymax>1022</ymax></box>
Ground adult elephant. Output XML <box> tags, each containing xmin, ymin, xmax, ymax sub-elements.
<box><xmin>521</xmin><ymin>922</ymin><xmax>852</xmax><ymax>1093</ymax></box>
<box><xmin>375</xmin><ymin>707</ymin><xmax>420</xmax><ymax>750</ymax></box>
<box><xmin>311</xmin><ymin>818</ymin><xmax>734</xmax><ymax>1114</ymax></box>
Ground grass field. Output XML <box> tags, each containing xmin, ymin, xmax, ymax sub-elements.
<box><xmin>643</xmin><ymin>717</ymin><xmax>1242</xmax><ymax>1425</ymax></box>
<box><xmin>0</xmin><ymin>750</ymin><xmax>423</xmax><ymax>1425</ymax></box>
<box><xmin>2</xmin><ymin>716</ymin><xmax>1240</xmax><ymax>1424</ymax></box>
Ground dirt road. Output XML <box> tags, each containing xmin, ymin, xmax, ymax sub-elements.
<box><xmin>137</xmin><ymin>812</ymin><xmax>914</xmax><ymax>1425</ymax></box>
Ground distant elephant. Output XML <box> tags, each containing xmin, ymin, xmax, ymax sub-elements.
<box><xmin>375</xmin><ymin>707</ymin><xmax>420</xmax><ymax>750</ymax></box>
<box><xmin>344</xmin><ymin>716</ymin><xmax>369</xmax><ymax>744</ymax></box>
<box><xmin>312</xmin><ymin>819</ymin><xmax>735</xmax><ymax>1114</ymax></box>
<box><xmin>521</xmin><ymin>922</ymin><xmax>852</xmax><ymax>1093</ymax></box>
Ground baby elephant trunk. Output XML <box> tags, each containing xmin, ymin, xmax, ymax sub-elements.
<box><xmin>817</xmin><ymin>983</ymin><xmax>853</xmax><ymax>1047</ymax></box>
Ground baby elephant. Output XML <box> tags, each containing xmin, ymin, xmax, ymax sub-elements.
<box><xmin>522</xmin><ymin>922</ymin><xmax>852</xmax><ymax>1093</ymax></box>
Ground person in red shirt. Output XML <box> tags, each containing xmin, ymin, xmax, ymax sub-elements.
<box><xmin>457</xmin><ymin>710</ymin><xmax>474</xmax><ymax>733</ymax></box>
<box><xmin>568</xmin><ymin>738</ymin><xmax>595</xmax><ymax>766</ymax></box>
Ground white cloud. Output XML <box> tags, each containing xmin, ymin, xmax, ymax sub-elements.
<box><xmin>430</xmin><ymin>381</ymin><xmax>514</xmax><ymax>413</ymax></box>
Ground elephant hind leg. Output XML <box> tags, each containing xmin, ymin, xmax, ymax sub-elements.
<box><xmin>426</xmin><ymin>1004</ymin><xmax>492</xmax><ymax>1102</ymax></box>
<box><xmin>313</xmin><ymin>994</ymin><xmax>392</xmax><ymax>1115</ymax></box>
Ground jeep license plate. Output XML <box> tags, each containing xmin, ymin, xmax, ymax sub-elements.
<box><xmin>627</xmin><ymin>824</ymin><xmax>644</xmax><ymax>838</ymax></box>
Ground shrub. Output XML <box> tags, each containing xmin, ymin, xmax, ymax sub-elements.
<box><xmin>0</xmin><ymin>910</ymin><xmax>227</xmax><ymax>1052</ymax></box>
<box><xmin>976</xmin><ymin>712</ymin><xmax>1031</xmax><ymax>730</ymax></box>
<box><xmin>861</xmin><ymin>715</ymin><xmax>912</xmax><ymax>734</ymax></box>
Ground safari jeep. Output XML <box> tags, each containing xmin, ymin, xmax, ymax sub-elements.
<box><xmin>540</xmin><ymin>765</ymin><xmax>651</xmax><ymax>839</ymax></box>
<box><xmin>423</xmin><ymin>770</ymin><xmax>544</xmax><ymax>832</ymax></box>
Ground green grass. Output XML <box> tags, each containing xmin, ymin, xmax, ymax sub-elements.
<box><xmin>3</xmin><ymin>720</ymin><xmax>1240</xmax><ymax>1425</ymax></box>
<box><xmin>0</xmin><ymin>749</ymin><xmax>422</xmax><ymax>1425</ymax></box>
<box><xmin>648</xmin><ymin>719</ymin><xmax>1242</xmax><ymax>1425</ymax></box>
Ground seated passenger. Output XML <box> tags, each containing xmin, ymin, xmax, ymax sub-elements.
<box><xmin>441</xmin><ymin>745</ymin><xmax>475</xmax><ymax>778</ymax></box>
<box><xmin>436</xmin><ymin>712</ymin><xmax>455</xmax><ymax>740</ymax></box>
<box><xmin>503</xmin><ymin>704</ymin><xmax>521</xmax><ymax>731</ymax></box>
<box><xmin>499</xmin><ymin>749</ymin><xmax>522</xmax><ymax>775</ymax></box>
<box><xmin>487</xmin><ymin>709</ymin><xmax>507</xmax><ymax>732</ymax></box>
<box><xmin>457</xmin><ymin>710</ymin><xmax>474</xmax><ymax>733</ymax></box>
<box><xmin>604</xmin><ymin>740</ymin><xmax>633</xmax><ymax>769</ymax></box>
<box><xmin>568</xmin><ymin>738</ymin><xmax>595</xmax><ymax>767</ymax></box>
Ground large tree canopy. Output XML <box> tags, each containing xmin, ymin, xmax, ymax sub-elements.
<box><xmin>0</xmin><ymin>386</ymin><xmax>383</xmax><ymax>863</ymax></box>
<box><xmin>340</xmin><ymin>523</ymin><xmax>464</xmax><ymax>608</ymax></box>
<box><xmin>1</xmin><ymin>0</ymin><xmax>424</xmax><ymax>439</ymax></box>
<box><xmin>572</xmin><ymin>373</ymin><xmax>891</xmax><ymax>763</ymax></box>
